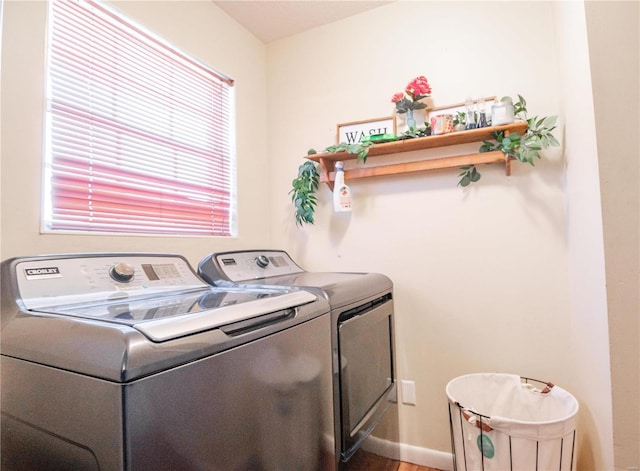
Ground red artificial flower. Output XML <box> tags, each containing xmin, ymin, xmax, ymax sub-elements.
<box><xmin>405</xmin><ymin>76</ymin><xmax>432</xmax><ymax>99</ymax></box>
<box><xmin>392</xmin><ymin>76</ymin><xmax>432</xmax><ymax>114</ymax></box>
<box><xmin>391</xmin><ymin>92</ymin><xmax>404</xmax><ymax>104</ymax></box>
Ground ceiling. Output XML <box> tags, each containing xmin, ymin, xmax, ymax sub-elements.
<box><xmin>213</xmin><ymin>1</ymin><xmax>393</xmax><ymax>44</ymax></box>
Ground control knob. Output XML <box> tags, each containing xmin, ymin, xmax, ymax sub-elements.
<box><xmin>109</xmin><ymin>262</ymin><xmax>135</xmax><ymax>283</ymax></box>
<box><xmin>255</xmin><ymin>255</ymin><xmax>270</xmax><ymax>268</ymax></box>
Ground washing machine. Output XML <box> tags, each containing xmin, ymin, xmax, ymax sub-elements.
<box><xmin>1</xmin><ymin>252</ymin><xmax>335</xmax><ymax>471</ymax></box>
<box><xmin>197</xmin><ymin>250</ymin><xmax>399</xmax><ymax>469</ymax></box>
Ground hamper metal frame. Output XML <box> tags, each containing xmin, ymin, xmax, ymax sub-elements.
<box><xmin>448</xmin><ymin>376</ymin><xmax>577</xmax><ymax>471</ymax></box>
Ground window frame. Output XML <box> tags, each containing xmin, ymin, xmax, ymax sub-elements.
<box><xmin>41</xmin><ymin>0</ymin><xmax>237</xmax><ymax>238</ymax></box>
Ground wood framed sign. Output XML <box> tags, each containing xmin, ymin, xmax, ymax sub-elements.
<box><xmin>337</xmin><ymin>116</ymin><xmax>397</xmax><ymax>145</ymax></box>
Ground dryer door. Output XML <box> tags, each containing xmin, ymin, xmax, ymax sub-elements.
<box><xmin>337</xmin><ymin>295</ymin><xmax>395</xmax><ymax>460</ymax></box>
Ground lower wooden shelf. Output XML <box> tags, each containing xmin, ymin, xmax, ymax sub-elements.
<box><xmin>319</xmin><ymin>150</ymin><xmax>511</xmax><ymax>184</ymax></box>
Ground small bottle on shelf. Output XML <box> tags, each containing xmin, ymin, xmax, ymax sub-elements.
<box><xmin>476</xmin><ymin>98</ymin><xmax>488</xmax><ymax>128</ymax></box>
<box><xmin>464</xmin><ymin>97</ymin><xmax>476</xmax><ymax>130</ymax></box>
<box><xmin>333</xmin><ymin>162</ymin><xmax>352</xmax><ymax>212</ymax></box>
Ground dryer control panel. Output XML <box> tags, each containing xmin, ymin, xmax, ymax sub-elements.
<box><xmin>199</xmin><ymin>250</ymin><xmax>304</xmax><ymax>282</ymax></box>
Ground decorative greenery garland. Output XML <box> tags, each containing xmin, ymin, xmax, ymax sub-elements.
<box><xmin>289</xmin><ymin>160</ymin><xmax>319</xmax><ymax>226</ymax></box>
<box><xmin>291</xmin><ymin>95</ymin><xmax>559</xmax><ymax>225</ymax></box>
<box><xmin>322</xmin><ymin>141</ymin><xmax>373</xmax><ymax>163</ymax></box>
<box><xmin>460</xmin><ymin>95</ymin><xmax>559</xmax><ymax>186</ymax></box>
<box><xmin>289</xmin><ymin>143</ymin><xmax>373</xmax><ymax>226</ymax></box>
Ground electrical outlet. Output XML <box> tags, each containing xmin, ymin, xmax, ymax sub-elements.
<box><xmin>400</xmin><ymin>380</ymin><xmax>416</xmax><ymax>405</ymax></box>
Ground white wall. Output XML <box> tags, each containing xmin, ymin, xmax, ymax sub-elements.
<box><xmin>553</xmin><ymin>2</ymin><xmax>614</xmax><ymax>469</ymax></box>
<box><xmin>583</xmin><ymin>2</ymin><xmax>640</xmax><ymax>469</ymax></box>
<box><xmin>3</xmin><ymin>1</ymin><xmax>634</xmax><ymax>470</ymax></box>
<box><xmin>0</xmin><ymin>1</ymin><xmax>269</xmax><ymax>267</ymax></box>
<box><xmin>268</xmin><ymin>0</ymin><xmax>582</xmax><ymax>463</ymax></box>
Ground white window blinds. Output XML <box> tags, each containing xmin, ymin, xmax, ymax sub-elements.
<box><xmin>43</xmin><ymin>0</ymin><xmax>235</xmax><ymax>236</ymax></box>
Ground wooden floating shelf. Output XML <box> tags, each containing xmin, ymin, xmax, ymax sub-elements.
<box><xmin>305</xmin><ymin>122</ymin><xmax>528</xmax><ymax>189</ymax></box>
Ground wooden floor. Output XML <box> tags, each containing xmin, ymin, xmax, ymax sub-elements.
<box><xmin>347</xmin><ymin>449</ymin><xmax>443</xmax><ymax>471</ymax></box>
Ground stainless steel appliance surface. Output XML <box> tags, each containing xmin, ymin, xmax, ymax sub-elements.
<box><xmin>1</xmin><ymin>253</ymin><xmax>335</xmax><ymax>471</ymax></box>
<box><xmin>198</xmin><ymin>250</ymin><xmax>399</xmax><ymax>470</ymax></box>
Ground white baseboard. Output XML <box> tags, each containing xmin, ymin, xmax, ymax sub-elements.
<box><xmin>361</xmin><ymin>435</ymin><xmax>454</xmax><ymax>471</ymax></box>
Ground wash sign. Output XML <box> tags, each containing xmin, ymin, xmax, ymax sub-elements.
<box><xmin>337</xmin><ymin>116</ymin><xmax>396</xmax><ymax>144</ymax></box>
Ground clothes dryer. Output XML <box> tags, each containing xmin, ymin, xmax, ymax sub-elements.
<box><xmin>198</xmin><ymin>250</ymin><xmax>399</xmax><ymax>469</ymax></box>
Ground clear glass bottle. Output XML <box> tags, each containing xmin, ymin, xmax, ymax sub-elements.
<box><xmin>476</xmin><ymin>98</ymin><xmax>488</xmax><ymax>128</ymax></box>
<box><xmin>464</xmin><ymin>97</ymin><xmax>476</xmax><ymax>130</ymax></box>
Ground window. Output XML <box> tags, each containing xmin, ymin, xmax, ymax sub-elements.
<box><xmin>43</xmin><ymin>0</ymin><xmax>235</xmax><ymax>236</ymax></box>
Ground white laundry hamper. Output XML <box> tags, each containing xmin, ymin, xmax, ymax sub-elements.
<box><xmin>446</xmin><ymin>373</ymin><xmax>579</xmax><ymax>471</ymax></box>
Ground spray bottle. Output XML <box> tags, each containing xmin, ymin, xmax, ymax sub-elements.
<box><xmin>333</xmin><ymin>161</ymin><xmax>352</xmax><ymax>212</ymax></box>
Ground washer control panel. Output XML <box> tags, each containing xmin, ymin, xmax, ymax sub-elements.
<box><xmin>16</xmin><ymin>254</ymin><xmax>206</xmax><ymax>310</ymax></box>
<box><xmin>202</xmin><ymin>250</ymin><xmax>304</xmax><ymax>282</ymax></box>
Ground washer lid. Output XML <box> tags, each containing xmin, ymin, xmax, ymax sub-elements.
<box><xmin>38</xmin><ymin>287</ymin><xmax>317</xmax><ymax>342</ymax></box>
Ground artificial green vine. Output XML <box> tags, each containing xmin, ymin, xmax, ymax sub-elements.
<box><xmin>290</xmin><ymin>143</ymin><xmax>374</xmax><ymax>226</ymax></box>
<box><xmin>322</xmin><ymin>141</ymin><xmax>373</xmax><ymax>163</ymax></box>
<box><xmin>398</xmin><ymin>123</ymin><xmax>431</xmax><ymax>140</ymax></box>
<box><xmin>458</xmin><ymin>165</ymin><xmax>481</xmax><ymax>186</ymax></box>
<box><xmin>459</xmin><ymin>95</ymin><xmax>560</xmax><ymax>187</ymax></box>
<box><xmin>289</xmin><ymin>160</ymin><xmax>319</xmax><ymax>226</ymax></box>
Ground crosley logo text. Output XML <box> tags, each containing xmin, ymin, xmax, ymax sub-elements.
<box><xmin>25</xmin><ymin>267</ymin><xmax>60</xmax><ymax>276</ymax></box>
